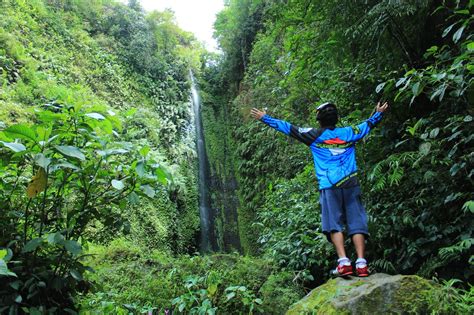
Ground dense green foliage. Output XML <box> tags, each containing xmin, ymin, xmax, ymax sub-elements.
<box><xmin>203</xmin><ymin>0</ymin><xmax>473</xmax><ymax>288</ymax></box>
<box><xmin>0</xmin><ymin>0</ymin><xmax>203</xmax><ymax>312</ymax></box>
<box><xmin>1</xmin><ymin>0</ymin><xmax>473</xmax><ymax>313</ymax></box>
<box><xmin>79</xmin><ymin>238</ymin><xmax>302</xmax><ymax>314</ymax></box>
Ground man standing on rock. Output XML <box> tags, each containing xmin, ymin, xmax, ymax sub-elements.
<box><xmin>250</xmin><ymin>101</ymin><xmax>389</xmax><ymax>277</ymax></box>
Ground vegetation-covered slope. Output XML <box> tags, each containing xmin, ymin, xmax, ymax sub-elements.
<box><xmin>203</xmin><ymin>0</ymin><xmax>473</xmax><ymax>285</ymax></box>
<box><xmin>0</xmin><ymin>0</ymin><xmax>203</xmax><ymax>311</ymax></box>
<box><xmin>0</xmin><ymin>1</ymin><xmax>303</xmax><ymax>313</ymax></box>
<box><xmin>0</xmin><ymin>0</ymin><xmax>472</xmax><ymax>313</ymax></box>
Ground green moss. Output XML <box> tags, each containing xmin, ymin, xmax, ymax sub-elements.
<box><xmin>394</xmin><ymin>275</ymin><xmax>433</xmax><ymax>313</ymax></box>
<box><xmin>286</xmin><ymin>279</ymin><xmax>347</xmax><ymax>315</ymax></box>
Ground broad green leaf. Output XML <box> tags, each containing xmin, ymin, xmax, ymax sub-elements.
<box><xmin>0</xmin><ymin>259</ymin><xmax>17</xmax><ymax>277</ymax></box>
<box><xmin>4</xmin><ymin>124</ymin><xmax>37</xmax><ymax>142</ymax></box>
<box><xmin>139</xmin><ymin>145</ymin><xmax>150</xmax><ymax>157</ymax></box>
<box><xmin>156</xmin><ymin>167</ymin><xmax>168</xmax><ymax>185</ymax></box>
<box><xmin>85</xmin><ymin>113</ymin><xmax>105</xmax><ymax>120</ymax></box>
<box><xmin>450</xmin><ymin>163</ymin><xmax>463</xmax><ymax>176</ymax></box>
<box><xmin>128</xmin><ymin>192</ymin><xmax>140</xmax><ymax>204</ymax></box>
<box><xmin>22</xmin><ymin>238</ymin><xmax>43</xmax><ymax>253</ymax></box>
<box><xmin>64</xmin><ymin>240</ymin><xmax>82</xmax><ymax>255</ymax></box>
<box><xmin>411</xmin><ymin>82</ymin><xmax>421</xmax><ymax>96</ymax></box>
<box><xmin>462</xmin><ymin>201</ymin><xmax>474</xmax><ymax>213</ymax></box>
<box><xmin>429</xmin><ymin>128</ymin><xmax>439</xmax><ymax>138</ymax></box>
<box><xmin>47</xmin><ymin>232</ymin><xmax>65</xmax><ymax>245</ymax></box>
<box><xmin>112</xmin><ymin>179</ymin><xmax>125</xmax><ymax>190</ymax></box>
<box><xmin>432</xmin><ymin>72</ymin><xmax>446</xmax><ymax>81</ymax></box>
<box><xmin>124</xmin><ymin>108</ymin><xmax>137</xmax><ymax>117</ymax></box>
<box><xmin>100</xmin><ymin>119</ymin><xmax>113</xmax><ymax>134</ymax></box>
<box><xmin>0</xmin><ymin>141</ymin><xmax>26</xmax><ymax>152</ymax></box>
<box><xmin>0</xmin><ymin>249</ymin><xmax>6</xmax><ymax>260</ymax></box>
<box><xmin>9</xmin><ymin>280</ymin><xmax>21</xmax><ymax>290</ymax></box>
<box><xmin>467</xmin><ymin>42</ymin><xmax>474</xmax><ymax>52</ymax></box>
<box><xmin>135</xmin><ymin>161</ymin><xmax>145</xmax><ymax>177</ymax></box>
<box><xmin>50</xmin><ymin>162</ymin><xmax>81</xmax><ymax>172</ymax></box>
<box><xmin>36</xmin><ymin>126</ymin><xmax>52</xmax><ymax>142</ymax></box>
<box><xmin>97</xmin><ymin>148</ymin><xmax>128</xmax><ymax>157</ymax></box>
<box><xmin>70</xmin><ymin>269</ymin><xmax>83</xmax><ymax>281</ymax></box>
<box><xmin>419</xmin><ymin>142</ymin><xmax>431</xmax><ymax>156</ymax></box>
<box><xmin>395</xmin><ymin>77</ymin><xmax>406</xmax><ymax>87</ymax></box>
<box><xmin>208</xmin><ymin>283</ymin><xmax>218</xmax><ymax>296</ymax></box>
<box><xmin>1</xmin><ymin>248</ymin><xmax>12</xmax><ymax>262</ymax></box>
<box><xmin>141</xmin><ymin>185</ymin><xmax>155</xmax><ymax>198</ymax></box>
<box><xmin>34</xmin><ymin>153</ymin><xmax>51</xmax><ymax>169</ymax></box>
<box><xmin>37</xmin><ymin>110</ymin><xmax>64</xmax><ymax>122</ymax></box>
<box><xmin>55</xmin><ymin>145</ymin><xmax>86</xmax><ymax>161</ymax></box>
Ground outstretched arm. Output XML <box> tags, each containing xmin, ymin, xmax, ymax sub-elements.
<box><xmin>250</xmin><ymin>108</ymin><xmax>320</xmax><ymax>146</ymax></box>
<box><xmin>340</xmin><ymin>102</ymin><xmax>389</xmax><ymax>142</ymax></box>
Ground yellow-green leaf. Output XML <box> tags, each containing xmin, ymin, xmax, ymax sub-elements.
<box><xmin>27</xmin><ymin>168</ymin><xmax>47</xmax><ymax>198</ymax></box>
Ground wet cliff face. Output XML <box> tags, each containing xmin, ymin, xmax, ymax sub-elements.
<box><xmin>211</xmin><ymin>171</ymin><xmax>241</xmax><ymax>252</ymax></box>
<box><xmin>199</xmin><ymin>85</ymin><xmax>242</xmax><ymax>253</ymax></box>
<box><xmin>190</xmin><ymin>73</ymin><xmax>218</xmax><ymax>252</ymax></box>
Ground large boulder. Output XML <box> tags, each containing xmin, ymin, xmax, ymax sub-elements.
<box><xmin>286</xmin><ymin>273</ymin><xmax>456</xmax><ymax>314</ymax></box>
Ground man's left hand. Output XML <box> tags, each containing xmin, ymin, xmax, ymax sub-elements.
<box><xmin>376</xmin><ymin>102</ymin><xmax>389</xmax><ymax>113</ymax></box>
<box><xmin>250</xmin><ymin>108</ymin><xmax>266</xmax><ymax>120</ymax></box>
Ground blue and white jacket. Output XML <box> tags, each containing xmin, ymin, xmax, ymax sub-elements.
<box><xmin>260</xmin><ymin>112</ymin><xmax>383</xmax><ymax>190</ymax></box>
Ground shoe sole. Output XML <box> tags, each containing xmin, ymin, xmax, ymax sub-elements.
<box><xmin>357</xmin><ymin>274</ymin><xmax>369</xmax><ymax>277</ymax></box>
<box><xmin>340</xmin><ymin>271</ymin><xmax>353</xmax><ymax>276</ymax></box>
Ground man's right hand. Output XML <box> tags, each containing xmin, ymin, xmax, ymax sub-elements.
<box><xmin>376</xmin><ymin>101</ymin><xmax>389</xmax><ymax>113</ymax></box>
<box><xmin>250</xmin><ymin>108</ymin><xmax>266</xmax><ymax>120</ymax></box>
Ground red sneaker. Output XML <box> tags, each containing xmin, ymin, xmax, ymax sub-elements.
<box><xmin>356</xmin><ymin>265</ymin><xmax>369</xmax><ymax>277</ymax></box>
<box><xmin>332</xmin><ymin>264</ymin><xmax>353</xmax><ymax>277</ymax></box>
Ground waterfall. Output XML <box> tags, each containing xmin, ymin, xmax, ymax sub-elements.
<box><xmin>190</xmin><ymin>71</ymin><xmax>213</xmax><ymax>252</ymax></box>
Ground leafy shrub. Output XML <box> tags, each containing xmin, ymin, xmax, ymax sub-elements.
<box><xmin>80</xmin><ymin>242</ymin><xmax>304</xmax><ymax>314</ymax></box>
<box><xmin>258</xmin><ymin>166</ymin><xmax>334</xmax><ymax>284</ymax></box>
<box><xmin>258</xmin><ymin>272</ymin><xmax>305</xmax><ymax>314</ymax></box>
<box><xmin>0</xmin><ymin>104</ymin><xmax>166</xmax><ymax>312</ymax></box>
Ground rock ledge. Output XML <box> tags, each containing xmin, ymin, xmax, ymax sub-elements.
<box><xmin>286</xmin><ymin>273</ymin><xmax>446</xmax><ymax>314</ymax></box>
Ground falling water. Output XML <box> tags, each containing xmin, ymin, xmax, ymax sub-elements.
<box><xmin>190</xmin><ymin>71</ymin><xmax>212</xmax><ymax>252</ymax></box>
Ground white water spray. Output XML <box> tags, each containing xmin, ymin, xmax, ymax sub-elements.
<box><xmin>190</xmin><ymin>71</ymin><xmax>212</xmax><ymax>252</ymax></box>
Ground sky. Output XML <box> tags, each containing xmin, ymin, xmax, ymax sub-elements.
<box><xmin>123</xmin><ymin>0</ymin><xmax>225</xmax><ymax>51</ymax></box>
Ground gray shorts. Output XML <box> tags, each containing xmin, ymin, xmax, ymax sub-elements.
<box><xmin>319</xmin><ymin>185</ymin><xmax>369</xmax><ymax>242</ymax></box>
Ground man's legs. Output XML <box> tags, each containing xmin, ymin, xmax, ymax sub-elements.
<box><xmin>330</xmin><ymin>231</ymin><xmax>353</xmax><ymax>276</ymax></box>
<box><xmin>352</xmin><ymin>233</ymin><xmax>365</xmax><ymax>258</ymax></box>
<box><xmin>321</xmin><ymin>189</ymin><xmax>353</xmax><ymax>276</ymax></box>
<box><xmin>344</xmin><ymin>187</ymin><xmax>369</xmax><ymax>276</ymax></box>
<box><xmin>331</xmin><ymin>232</ymin><xmax>366</xmax><ymax>259</ymax></box>
<box><xmin>330</xmin><ymin>231</ymin><xmax>347</xmax><ymax>258</ymax></box>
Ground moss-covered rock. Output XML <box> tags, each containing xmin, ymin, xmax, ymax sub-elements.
<box><xmin>286</xmin><ymin>273</ymin><xmax>459</xmax><ymax>314</ymax></box>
